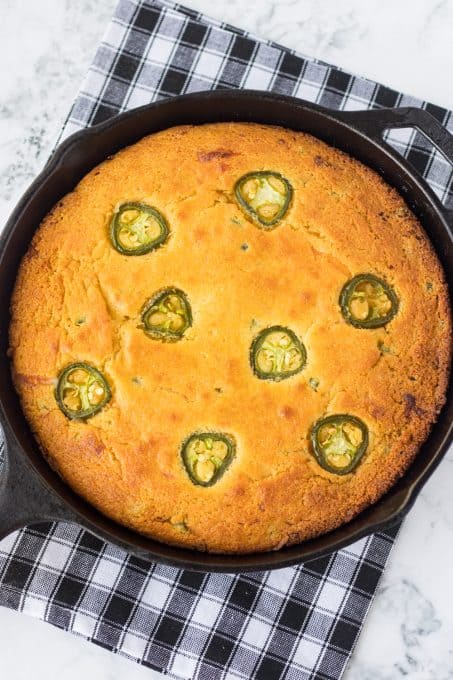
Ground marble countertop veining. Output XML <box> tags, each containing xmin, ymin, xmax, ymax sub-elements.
<box><xmin>1</xmin><ymin>1</ymin><xmax>453</xmax><ymax>679</ymax></box>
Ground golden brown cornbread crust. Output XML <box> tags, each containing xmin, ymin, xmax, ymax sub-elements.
<box><xmin>9</xmin><ymin>122</ymin><xmax>451</xmax><ymax>554</ymax></box>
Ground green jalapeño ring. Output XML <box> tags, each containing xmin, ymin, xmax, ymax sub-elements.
<box><xmin>250</xmin><ymin>326</ymin><xmax>306</xmax><ymax>381</ymax></box>
<box><xmin>56</xmin><ymin>362</ymin><xmax>111</xmax><ymax>420</ymax></box>
<box><xmin>310</xmin><ymin>414</ymin><xmax>369</xmax><ymax>475</ymax></box>
<box><xmin>234</xmin><ymin>171</ymin><xmax>293</xmax><ymax>228</ymax></box>
<box><xmin>141</xmin><ymin>288</ymin><xmax>192</xmax><ymax>341</ymax></box>
<box><xmin>181</xmin><ymin>432</ymin><xmax>236</xmax><ymax>486</ymax></box>
<box><xmin>110</xmin><ymin>202</ymin><xmax>169</xmax><ymax>255</ymax></box>
<box><xmin>340</xmin><ymin>273</ymin><xmax>399</xmax><ymax>329</ymax></box>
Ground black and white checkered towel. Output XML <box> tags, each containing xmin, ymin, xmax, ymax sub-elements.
<box><xmin>1</xmin><ymin>1</ymin><xmax>452</xmax><ymax>678</ymax></box>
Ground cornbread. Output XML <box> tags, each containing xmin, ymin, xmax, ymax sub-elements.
<box><xmin>9</xmin><ymin>122</ymin><xmax>451</xmax><ymax>553</ymax></box>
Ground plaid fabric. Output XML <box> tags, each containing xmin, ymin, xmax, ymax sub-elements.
<box><xmin>0</xmin><ymin>514</ymin><xmax>398</xmax><ymax>680</ymax></box>
<box><xmin>1</xmin><ymin>0</ymin><xmax>452</xmax><ymax>678</ymax></box>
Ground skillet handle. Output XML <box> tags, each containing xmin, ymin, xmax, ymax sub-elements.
<box><xmin>0</xmin><ymin>427</ymin><xmax>76</xmax><ymax>541</ymax></box>
<box><xmin>337</xmin><ymin>107</ymin><xmax>453</xmax><ymax>224</ymax></box>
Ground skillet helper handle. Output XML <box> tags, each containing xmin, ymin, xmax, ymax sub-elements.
<box><xmin>337</xmin><ymin>107</ymin><xmax>453</xmax><ymax>225</ymax></box>
<box><xmin>0</xmin><ymin>429</ymin><xmax>75</xmax><ymax>541</ymax></box>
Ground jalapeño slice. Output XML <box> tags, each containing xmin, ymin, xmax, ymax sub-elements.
<box><xmin>181</xmin><ymin>432</ymin><xmax>235</xmax><ymax>486</ymax></box>
<box><xmin>310</xmin><ymin>414</ymin><xmax>368</xmax><ymax>475</ymax></box>
<box><xmin>110</xmin><ymin>202</ymin><xmax>169</xmax><ymax>255</ymax></box>
<box><xmin>234</xmin><ymin>171</ymin><xmax>293</xmax><ymax>228</ymax></box>
<box><xmin>56</xmin><ymin>362</ymin><xmax>111</xmax><ymax>420</ymax></box>
<box><xmin>340</xmin><ymin>274</ymin><xmax>398</xmax><ymax>329</ymax></box>
<box><xmin>250</xmin><ymin>326</ymin><xmax>306</xmax><ymax>381</ymax></box>
<box><xmin>141</xmin><ymin>288</ymin><xmax>192</xmax><ymax>341</ymax></box>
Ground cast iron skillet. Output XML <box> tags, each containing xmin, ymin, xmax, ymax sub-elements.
<box><xmin>0</xmin><ymin>91</ymin><xmax>452</xmax><ymax>572</ymax></box>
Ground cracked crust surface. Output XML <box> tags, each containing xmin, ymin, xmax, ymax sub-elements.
<box><xmin>9</xmin><ymin>122</ymin><xmax>451</xmax><ymax>553</ymax></box>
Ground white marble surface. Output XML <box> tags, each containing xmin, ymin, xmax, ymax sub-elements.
<box><xmin>1</xmin><ymin>0</ymin><xmax>453</xmax><ymax>678</ymax></box>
